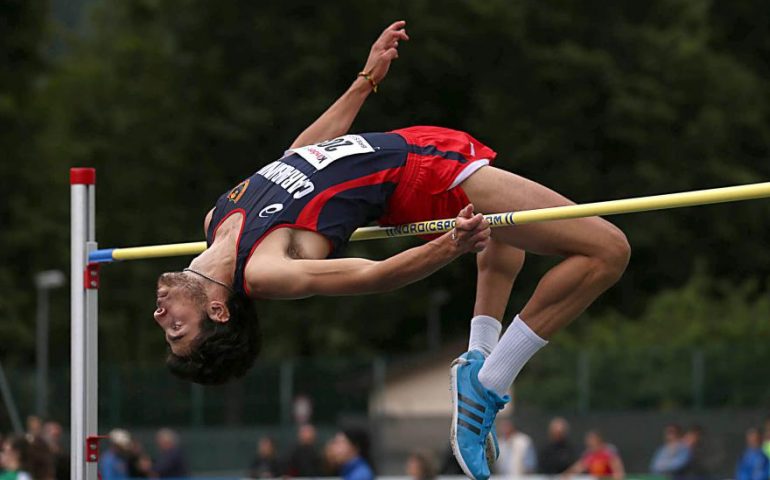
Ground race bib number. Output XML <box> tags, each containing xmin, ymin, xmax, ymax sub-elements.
<box><xmin>290</xmin><ymin>135</ymin><xmax>375</xmax><ymax>170</ymax></box>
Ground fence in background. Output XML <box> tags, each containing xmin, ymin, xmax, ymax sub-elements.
<box><xmin>1</xmin><ymin>347</ymin><xmax>768</xmax><ymax>475</ymax></box>
<box><xmin>2</xmin><ymin>344</ymin><xmax>770</xmax><ymax>431</ymax></box>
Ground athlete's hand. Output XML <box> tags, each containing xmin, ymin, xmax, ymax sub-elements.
<box><xmin>362</xmin><ymin>20</ymin><xmax>409</xmax><ymax>84</ymax></box>
<box><xmin>451</xmin><ymin>204</ymin><xmax>491</xmax><ymax>253</ymax></box>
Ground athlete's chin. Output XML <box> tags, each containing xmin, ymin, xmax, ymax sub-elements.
<box><xmin>157</xmin><ymin>271</ymin><xmax>185</xmax><ymax>288</ymax></box>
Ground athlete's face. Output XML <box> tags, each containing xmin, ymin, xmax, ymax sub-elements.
<box><xmin>154</xmin><ymin>272</ymin><xmax>206</xmax><ymax>356</ymax></box>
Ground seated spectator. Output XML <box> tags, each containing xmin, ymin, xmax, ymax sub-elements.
<box><xmin>564</xmin><ymin>430</ymin><xmax>625</xmax><ymax>480</ymax></box>
<box><xmin>1</xmin><ymin>436</ymin><xmax>32</xmax><ymax>480</ymax></box>
<box><xmin>42</xmin><ymin>421</ymin><xmax>69</xmax><ymax>480</ymax></box>
<box><xmin>539</xmin><ymin>417</ymin><xmax>577</xmax><ymax>474</ymax></box>
<box><xmin>496</xmin><ymin>419</ymin><xmax>537</xmax><ymax>475</ymax></box>
<box><xmin>405</xmin><ymin>449</ymin><xmax>438</xmax><ymax>480</ymax></box>
<box><xmin>249</xmin><ymin>436</ymin><xmax>281</xmax><ymax>478</ymax></box>
<box><xmin>736</xmin><ymin>427</ymin><xmax>769</xmax><ymax>480</ymax></box>
<box><xmin>650</xmin><ymin>424</ymin><xmax>690</xmax><ymax>476</ymax></box>
<box><xmin>284</xmin><ymin>424</ymin><xmax>322</xmax><ymax>477</ymax></box>
<box><xmin>328</xmin><ymin>429</ymin><xmax>374</xmax><ymax>480</ymax></box>
<box><xmin>100</xmin><ymin>429</ymin><xmax>132</xmax><ymax>480</ymax></box>
<box><xmin>153</xmin><ymin>428</ymin><xmax>188</xmax><ymax>478</ymax></box>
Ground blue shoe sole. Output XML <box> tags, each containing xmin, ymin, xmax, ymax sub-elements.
<box><xmin>450</xmin><ymin>358</ymin><xmax>476</xmax><ymax>479</ymax></box>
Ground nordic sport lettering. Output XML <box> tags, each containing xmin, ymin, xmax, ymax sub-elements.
<box><xmin>383</xmin><ymin>214</ymin><xmax>512</xmax><ymax>237</ymax></box>
<box><xmin>256</xmin><ymin>161</ymin><xmax>315</xmax><ymax>199</ymax></box>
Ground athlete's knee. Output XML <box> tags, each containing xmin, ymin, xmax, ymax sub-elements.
<box><xmin>594</xmin><ymin>226</ymin><xmax>630</xmax><ymax>283</ymax></box>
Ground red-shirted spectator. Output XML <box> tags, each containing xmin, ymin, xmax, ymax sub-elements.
<box><xmin>564</xmin><ymin>430</ymin><xmax>625</xmax><ymax>480</ymax></box>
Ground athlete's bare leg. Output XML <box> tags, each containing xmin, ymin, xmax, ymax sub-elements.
<box><xmin>474</xmin><ymin>238</ymin><xmax>525</xmax><ymax>321</ymax></box>
<box><xmin>462</xmin><ymin>166</ymin><xmax>630</xmax><ymax>338</ymax></box>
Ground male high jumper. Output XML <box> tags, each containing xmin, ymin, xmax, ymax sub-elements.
<box><xmin>153</xmin><ymin>21</ymin><xmax>630</xmax><ymax>480</ymax></box>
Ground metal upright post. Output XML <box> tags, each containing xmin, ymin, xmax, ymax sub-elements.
<box><xmin>35</xmin><ymin>269</ymin><xmax>66</xmax><ymax>417</ymax></box>
<box><xmin>70</xmin><ymin>168</ymin><xmax>98</xmax><ymax>480</ymax></box>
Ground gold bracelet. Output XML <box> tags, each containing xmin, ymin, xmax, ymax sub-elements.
<box><xmin>357</xmin><ymin>71</ymin><xmax>378</xmax><ymax>93</ymax></box>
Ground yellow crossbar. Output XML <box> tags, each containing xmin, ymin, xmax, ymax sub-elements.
<box><xmin>105</xmin><ymin>181</ymin><xmax>770</xmax><ymax>261</ymax></box>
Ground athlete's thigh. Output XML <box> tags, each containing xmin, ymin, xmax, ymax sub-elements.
<box><xmin>461</xmin><ymin>166</ymin><xmax>624</xmax><ymax>257</ymax></box>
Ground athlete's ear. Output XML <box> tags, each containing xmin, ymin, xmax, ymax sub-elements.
<box><xmin>206</xmin><ymin>300</ymin><xmax>231</xmax><ymax>323</ymax></box>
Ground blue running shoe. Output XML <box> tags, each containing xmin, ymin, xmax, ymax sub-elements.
<box><xmin>486</xmin><ymin>417</ymin><xmax>500</xmax><ymax>466</ymax></box>
<box><xmin>450</xmin><ymin>350</ymin><xmax>509</xmax><ymax>480</ymax></box>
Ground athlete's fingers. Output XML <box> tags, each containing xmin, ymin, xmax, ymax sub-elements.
<box><xmin>390</xmin><ymin>29</ymin><xmax>409</xmax><ymax>42</ymax></box>
<box><xmin>456</xmin><ymin>207</ymin><xmax>478</xmax><ymax>231</ymax></box>
<box><xmin>468</xmin><ymin>228</ymin><xmax>491</xmax><ymax>245</ymax></box>
<box><xmin>382</xmin><ymin>31</ymin><xmax>407</xmax><ymax>49</ymax></box>
<box><xmin>457</xmin><ymin>214</ymin><xmax>482</xmax><ymax>233</ymax></box>
<box><xmin>386</xmin><ymin>20</ymin><xmax>406</xmax><ymax>32</ymax></box>
<box><xmin>383</xmin><ymin>48</ymin><xmax>399</xmax><ymax>60</ymax></box>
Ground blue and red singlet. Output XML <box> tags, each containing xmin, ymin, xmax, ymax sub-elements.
<box><xmin>206</xmin><ymin>126</ymin><xmax>497</xmax><ymax>294</ymax></box>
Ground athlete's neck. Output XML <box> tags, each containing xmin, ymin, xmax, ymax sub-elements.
<box><xmin>188</xmin><ymin>214</ymin><xmax>241</xmax><ymax>292</ymax></box>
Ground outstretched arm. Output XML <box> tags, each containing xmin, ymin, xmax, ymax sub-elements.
<box><xmin>289</xmin><ymin>21</ymin><xmax>409</xmax><ymax>149</ymax></box>
<box><xmin>249</xmin><ymin>205</ymin><xmax>490</xmax><ymax>299</ymax></box>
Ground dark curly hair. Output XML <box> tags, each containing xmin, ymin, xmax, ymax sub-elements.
<box><xmin>166</xmin><ymin>292</ymin><xmax>261</xmax><ymax>385</ymax></box>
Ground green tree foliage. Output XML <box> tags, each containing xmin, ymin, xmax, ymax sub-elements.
<box><xmin>0</xmin><ymin>0</ymin><xmax>54</xmax><ymax>363</ymax></box>
<box><xmin>517</xmin><ymin>269</ymin><xmax>770</xmax><ymax>409</ymax></box>
<box><xmin>2</xmin><ymin>0</ymin><xmax>769</xmax><ymax>374</ymax></box>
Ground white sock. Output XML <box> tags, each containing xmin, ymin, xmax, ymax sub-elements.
<box><xmin>468</xmin><ymin>315</ymin><xmax>502</xmax><ymax>357</ymax></box>
<box><xmin>477</xmin><ymin>315</ymin><xmax>548</xmax><ymax>396</ymax></box>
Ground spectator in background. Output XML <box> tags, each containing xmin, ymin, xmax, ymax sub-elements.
<box><xmin>25</xmin><ymin>417</ymin><xmax>42</xmax><ymax>438</ymax></box>
<box><xmin>26</xmin><ymin>436</ymin><xmax>55</xmax><ymax>480</ymax></box>
<box><xmin>496</xmin><ymin>419</ymin><xmax>537</xmax><ymax>475</ymax></box>
<box><xmin>42</xmin><ymin>421</ymin><xmax>69</xmax><ymax>480</ymax></box>
<box><xmin>650</xmin><ymin>424</ymin><xmax>690</xmax><ymax>477</ymax></box>
<box><xmin>153</xmin><ymin>428</ymin><xmax>188</xmax><ymax>478</ymax></box>
<box><xmin>126</xmin><ymin>439</ymin><xmax>152</xmax><ymax>478</ymax></box>
<box><xmin>0</xmin><ymin>436</ymin><xmax>32</xmax><ymax>480</ymax></box>
<box><xmin>100</xmin><ymin>429</ymin><xmax>131</xmax><ymax>480</ymax></box>
<box><xmin>679</xmin><ymin>425</ymin><xmax>711</xmax><ymax>480</ymax></box>
<box><xmin>285</xmin><ymin>424</ymin><xmax>322</xmax><ymax>477</ymax></box>
<box><xmin>322</xmin><ymin>436</ymin><xmax>339</xmax><ymax>476</ymax></box>
<box><xmin>762</xmin><ymin>419</ymin><xmax>770</xmax><ymax>461</ymax></box>
<box><xmin>539</xmin><ymin>417</ymin><xmax>577</xmax><ymax>474</ymax></box>
<box><xmin>327</xmin><ymin>429</ymin><xmax>374</xmax><ymax>480</ymax></box>
<box><xmin>565</xmin><ymin>430</ymin><xmax>625</xmax><ymax>480</ymax></box>
<box><xmin>736</xmin><ymin>428</ymin><xmax>769</xmax><ymax>480</ymax></box>
<box><xmin>249</xmin><ymin>436</ymin><xmax>281</xmax><ymax>478</ymax></box>
<box><xmin>405</xmin><ymin>449</ymin><xmax>437</xmax><ymax>480</ymax></box>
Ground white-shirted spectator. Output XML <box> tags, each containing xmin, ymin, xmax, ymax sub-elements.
<box><xmin>495</xmin><ymin>419</ymin><xmax>537</xmax><ymax>476</ymax></box>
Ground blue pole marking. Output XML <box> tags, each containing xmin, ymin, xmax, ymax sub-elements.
<box><xmin>88</xmin><ymin>248</ymin><xmax>116</xmax><ymax>263</ymax></box>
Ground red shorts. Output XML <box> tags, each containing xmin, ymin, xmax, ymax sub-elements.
<box><xmin>378</xmin><ymin>126</ymin><xmax>497</xmax><ymax>239</ymax></box>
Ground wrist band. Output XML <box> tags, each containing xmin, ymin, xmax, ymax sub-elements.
<box><xmin>357</xmin><ymin>71</ymin><xmax>378</xmax><ymax>93</ymax></box>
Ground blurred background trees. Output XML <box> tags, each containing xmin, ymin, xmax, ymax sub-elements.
<box><xmin>1</xmin><ymin>0</ymin><xmax>769</xmax><ymax>395</ymax></box>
